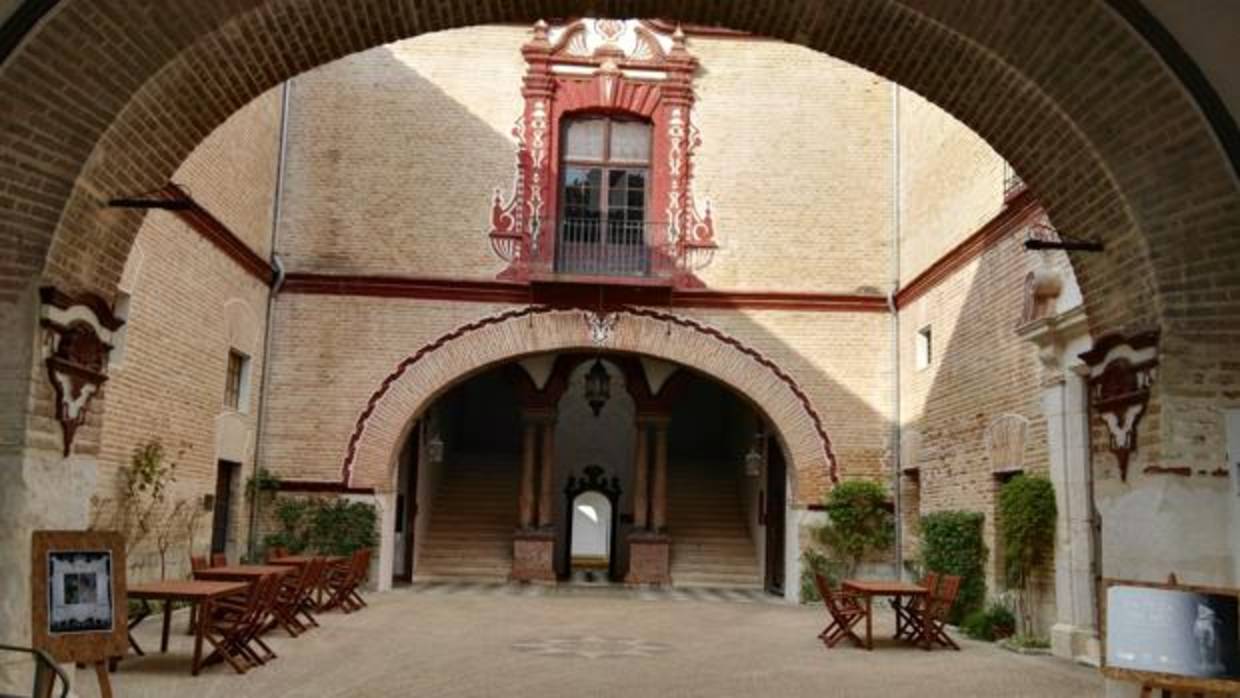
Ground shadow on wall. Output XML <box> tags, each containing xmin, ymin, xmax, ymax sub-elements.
<box><xmin>265</xmin><ymin>43</ymin><xmax>896</xmax><ymax>509</ymax></box>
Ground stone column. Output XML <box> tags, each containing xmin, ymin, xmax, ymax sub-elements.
<box><xmin>537</xmin><ymin>419</ymin><xmax>556</xmax><ymax>529</ymax></box>
<box><xmin>1018</xmin><ymin>305</ymin><xmax>1098</xmax><ymax>664</ymax></box>
<box><xmin>651</xmin><ymin>418</ymin><xmax>670</xmax><ymax>532</ymax></box>
<box><xmin>512</xmin><ymin>410</ymin><xmax>556</xmax><ymax>583</ymax></box>
<box><xmin>632</xmin><ymin>420</ymin><xmax>649</xmax><ymax>530</ymax></box>
<box><xmin>518</xmin><ymin>419</ymin><xmax>537</xmax><ymax>529</ymax></box>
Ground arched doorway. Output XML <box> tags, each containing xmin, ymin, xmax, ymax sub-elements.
<box><xmin>384</xmin><ymin>350</ymin><xmax>791</xmax><ymax>595</ymax></box>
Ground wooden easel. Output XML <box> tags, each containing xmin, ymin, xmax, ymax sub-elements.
<box><xmin>31</xmin><ymin>531</ymin><xmax>128</xmax><ymax>698</ymax></box>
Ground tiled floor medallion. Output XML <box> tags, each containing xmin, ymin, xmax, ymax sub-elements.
<box><xmin>511</xmin><ymin>635</ymin><xmax>672</xmax><ymax>659</ymax></box>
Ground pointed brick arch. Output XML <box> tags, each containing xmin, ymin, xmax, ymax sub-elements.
<box><xmin>341</xmin><ymin>305</ymin><xmax>838</xmax><ymax>504</ymax></box>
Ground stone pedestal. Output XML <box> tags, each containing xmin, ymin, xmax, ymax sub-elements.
<box><xmin>624</xmin><ymin>532</ymin><xmax>671</xmax><ymax>585</ymax></box>
<box><xmin>511</xmin><ymin>529</ymin><xmax>557</xmax><ymax>583</ymax></box>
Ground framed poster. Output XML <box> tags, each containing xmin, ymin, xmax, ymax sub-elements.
<box><xmin>1102</xmin><ymin>578</ymin><xmax>1240</xmax><ymax>694</ymax></box>
<box><xmin>31</xmin><ymin>531</ymin><xmax>128</xmax><ymax>664</ymax></box>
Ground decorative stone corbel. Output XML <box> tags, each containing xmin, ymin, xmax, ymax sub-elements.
<box><xmin>1079</xmin><ymin>330</ymin><xmax>1159</xmax><ymax>482</ymax></box>
<box><xmin>39</xmin><ymin>287</ymin><xmax>123</xmax><ymax>456</ymax></box>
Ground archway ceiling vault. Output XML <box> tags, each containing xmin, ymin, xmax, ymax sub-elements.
<box><xmin>2</xmin><ymin>0</ymin><xmax>1238</xmax><ymax>461</ymax></box>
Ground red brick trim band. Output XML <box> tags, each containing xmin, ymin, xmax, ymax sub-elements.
<box><xmin>340</xmin><ymin>305</ymin><xmax>839</xmax><ymax>487</ymax></box>
<box><xmin>276</xmin><ymin>480</ymin><xmax>377</xmax><ymax>495</ymax></box>
<box><xmin>895</xmin><ymin>187</ymin><xmax>1040</xmax><ymax>309</ymax></box>
<box><xmin>160</xmin><ymin>184</ymin><xmax>276</xmax><ymax>286</ymax></box>
<box><xmin>283</xmin><ymin>272</ymin><xmax>887</xmax><ymax>313</ymax></box>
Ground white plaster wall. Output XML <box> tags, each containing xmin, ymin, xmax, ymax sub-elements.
<box><xmin>1096</xmin><ymin>478</ymin><xmax>1234</xmax><ymax>586</ymax></box>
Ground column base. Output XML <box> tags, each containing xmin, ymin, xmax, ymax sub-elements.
<box><xmin>1051</xmin><ymin>622</ymin><xmax>1101</xmax><ymax>666</ymax></box>
<box><xmin>624</xmin><ymin>532</ymin><xmax>671</xmax><ymax>586</ymax></box>
<box><xmin>511</xmin><ymin>529</ymin><xmax>557</xmax><ymax>583</ymax></box>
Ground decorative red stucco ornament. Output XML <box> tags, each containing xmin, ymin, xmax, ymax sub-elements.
<box><xmin>39</xmin><ymin>287</ymin><xmax>124</xmax><ymax>457</ymax></box>
<box><xmin>487</xmin><ymin>19</ymin><xmax>717</xmax><ymax>287</ymax></box>
<box><xmin>1079</xmin><ymin>330</ymin><xmax>1159</xmax><ymax>482</ymax></box>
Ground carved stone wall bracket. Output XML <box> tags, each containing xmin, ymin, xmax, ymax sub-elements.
<box><xmin>39</xmin><ymin>287</ymin><xmax>122</xmax><ymax>456</ymax></box>
<box><xmin>1079</xmin><ymin>330</ymin><xmax>1159</xmax><ymax>482</ymax></box>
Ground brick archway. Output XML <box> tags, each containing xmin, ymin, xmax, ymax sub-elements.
<box><xmin>344</xmin><ymin>305</ymin><xmax>836</xmax><ymax>504</ymax></box>
<box><xmin>3</xmin><ymin>1</ymin><xmax>1239</xmax><ymax>473</ymax></box>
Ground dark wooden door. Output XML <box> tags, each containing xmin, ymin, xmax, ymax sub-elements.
<box><xmin>395</xmin><ymin>426</ymin><xmax>419</xmax><ymax>582</ymax></box>
<box><xmin>210</xmin><ymin>461</ymin><xmax>238</xmax><ymax>554</ymax></box>
<box><xmin>765</xmin><ymin>443</ymin><xmax>787</xmax><ymax>595</ymax></box>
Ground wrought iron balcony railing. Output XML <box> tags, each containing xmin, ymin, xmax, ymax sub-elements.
<box><xmin>489</xmin><ymin>217</ymin><xmax>716</xmax><ymax>284</ymax></box>
<box><xmin>555</xmin><ymin>218</ymin><xmax>670</xmax><ymax>278</ymax></box>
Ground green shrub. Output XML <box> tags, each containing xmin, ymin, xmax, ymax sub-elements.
<box><xmin>998</xmin><ymin>475</ymin><xmax>1057</xmax><ymax>634</ymax></box>
<box><xmin>813</xmin><ymin>480</ymin><xmax>895</xmax><ymax>577</ymax></box>
<box><xmin>961</xmin><ymin>600</ymin><xmax>1016</xmax><ymax>641</ymax></box>
<box><xmin>921</xmin><ymin>510</ymin><xmax>988</xmax><ymax>624</ymax></box>
<box><xmin>263</xmin><ymin>497</ymin><xmax>378</xmax><ymax>557</ymax></box>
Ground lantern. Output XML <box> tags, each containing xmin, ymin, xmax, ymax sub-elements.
<box><xmin>584</xmin><ymin>358</ymin><xmax>611</xmax><ymax>417</ymax></box>
<box><xmin>744</xmin><ymin>430</ymin><xmax>765</xmax><ymax>477</ymax></box>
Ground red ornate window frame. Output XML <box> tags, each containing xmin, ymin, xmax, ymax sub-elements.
<box><xmin>488</xmin><ymin>19</ymin><xmax>717</xmax><ymax>288</ymax></box>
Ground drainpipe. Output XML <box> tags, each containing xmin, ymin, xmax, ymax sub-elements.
<box><xmin>889</xmin><ymin>84</ymin><xmax>904</xmax><ymax>580</ymax></box>
<box><xmin>247</xmin><ymin>80</ymin><xmax>292</xmax><ymax>559</ymax></box>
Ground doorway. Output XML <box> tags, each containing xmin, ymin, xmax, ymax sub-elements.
<box><xmin>765</xmin><ymin>443</ymin><xmax>787</xmax><ymax>595</ymax></box>
<box><xmin>393</xmin><ymin>423</ymin><xmax>419</xmax><ymax>583</ymax></box>
<box><xmin>570</xmin><ymin>491</ymin><xmax>612</xmax><ymax>580</ymax></box>
<box><xmin>211</xmin><ymin>460</ymin><xmax>240</xmax><ymax>555</ymax></box>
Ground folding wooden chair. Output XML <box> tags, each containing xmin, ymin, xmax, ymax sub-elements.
<box><xmin>211</xmin><ymin>552</ymin><xmax>228</xmax><ymax>567</ymax></box>
<box><xmin>813</xmin><ymin>572</ymin><xmax>868</xmax><ymax>649</ymax></box>
<box><xmin>322</xmin><ymin>550</ymin><xmax>370</xmax><ymax>613</ymax></box>
<box><xmin>917</xmin><ymin>574</ymin><xmax>962</xmax><ymax>650</ymax></box>
<box><xmin>190</xmin><ymin>555</ymin><xmax>209</xmax><ymax>573</ymax></box>
<box><xmin>894</xmin><ymin>571</ymin><xmax>939</xmax><ymax>641</ymax></box>
<box><xmin>272</xmin><ymin>560</ymin><xmax>321</xmax><ymax>636</ymax></box>
<box><xmin>202</xmin><ymin>574</ymin><xmax>282</xmax><ymax>673</ymax></box>
<box><xmin>265</xmin><ymin>546</ymin><xmax>289</xmax><ymax>563</ymax></box>
<box><xmin>294</xmin><ymin>558</ymin><xmax>325</xmax><ymax>627</ymax></box>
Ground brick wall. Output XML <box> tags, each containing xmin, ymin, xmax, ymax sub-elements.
<box><xmin>93</xmin><ymin>89</ymin><xmax>282</xmax><ymax>582</ymax></box>
<box><xmin>897</xmin><ymin>87</ymin><xmax>1005</xmax><ymax>282</ymax></box>
<box><xmin>897</xmin><ymin>205</ymin><xmax>1069</xmax><ymax>597</ymax></box>
<box><xmin>260</xmin><ymin>293</ymin><xmax>892</xmax><ymax>505</ymax></box>
<box><xmin>276</xmin><ymin>28</ymin><xmax>894</xmax><ymax>295</ymax></box>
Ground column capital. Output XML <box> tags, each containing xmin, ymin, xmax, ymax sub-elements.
<box><xmin>636</xmin><ymin>412</ymin><xmax>672</xmax><ymax>427</ymax></box>
<box><xmin>521</xmin><ymin>407</ymin><xmax>557</xmax><ymax>424</ymax></box>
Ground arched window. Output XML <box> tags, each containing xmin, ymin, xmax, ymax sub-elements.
<box><xmin>559</xmin><ymin>116</ymin><xmax>652</xmax><ymax>274</ymax></box>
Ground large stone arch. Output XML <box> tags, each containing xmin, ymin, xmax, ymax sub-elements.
<box><xmin>343</xmin><ymin>305</ymin><xmax>837</xmax><ymax>505</ymax></box>
<box><xmin>2</xmin><ymin>0</ymin><xmax>1238</xmax><ymax>470</ymax></box>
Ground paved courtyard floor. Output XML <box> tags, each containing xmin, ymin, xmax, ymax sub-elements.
<box><xmin>78</xmin><ymin>583</ymin><xmax>1103</xmax><ymax>697</ymax></box>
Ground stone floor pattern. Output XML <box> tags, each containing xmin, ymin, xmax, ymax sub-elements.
<box><xmin>75</xmin><ymin>583</ymin><xmax>1103</xmax><ymax>697</ymax></box>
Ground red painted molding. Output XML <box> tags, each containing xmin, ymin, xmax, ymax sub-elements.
<box><xmin>1142</xmin><ymin>465</ymin><xmax>1192</xmax><ymax>477</ymax></box>
<box><xmin>673</xmin><ymin>290</ymin><xmax>888</xmax><ymax>313</ymax></box>
<box><xmin>282</xmin><ymin>272</ymin><xmax>888</xmax><ymax>313</ymax></box>
<box><xmin>160</xmin><ymin>184</ymin><xmax>275</xmax><ymax>286</ymax></box>
<box><xmin>283</xmin><ymin>273</ymin><xmax>532</xmax><ymax>304</ymax></box>
<box><xmin>895</xmin><ymin>187</ymin><xmax>1040</xmax><ymax>309</ymax></box>
<box><xmin>276</xmin><ymin>479</ymin><xmax>376</xmax><ymax>495</ymax></box>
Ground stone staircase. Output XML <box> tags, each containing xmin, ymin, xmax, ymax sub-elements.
<box><xmin>414</xmin><ymin>458</ymin><xmax>518</xmax><ymax>582</ymax></box>
<box><xmin>667</xmin><ymin>464</ymin><xmax>763</xmax><ymax>590</ymax></box>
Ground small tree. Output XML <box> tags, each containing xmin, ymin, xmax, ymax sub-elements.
<box><xmin>813</xmin><ymin>480</ymin><xmax>895</xmax><ymax>578</ymax></box>
<box><xmin>999</xmin><ymin>475</ymin><xmax>1057</xmax><ymax>636</ymax></box>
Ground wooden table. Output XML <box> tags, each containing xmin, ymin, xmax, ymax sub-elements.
<box><xmin>193</xmin><ymin>564</ymin><xmax>295</xmax><ymax>583</ymax></box>
<box><xmin>841</xmin><ymin>579</ymin><xmax>929</xmax><ymax>651</ymax></box>
<box><xmin>268</xmin><ymin>554</ymin><xmax>345</xmax><ymax>567</ymax></box>
<box><xmin>127</xmin><ymin>580</ymin><xmax>248</xmax><ymax>675</ymax></box>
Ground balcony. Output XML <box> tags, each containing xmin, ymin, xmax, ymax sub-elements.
<box><xmin>552</xmin><ymin>219</ymin><xmax>675</xmax><ymax>283</ymax></box>
<box><xmin>490</xmin><ymin>216</ymin><xmax>716</xmax><ymax>294</ymax></box>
